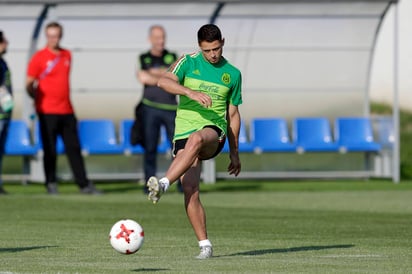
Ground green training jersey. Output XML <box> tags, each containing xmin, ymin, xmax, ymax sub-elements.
<box><xmin>169</xmin><ymin>52</ymin><xmax>242</xmax><ymax>141</ymax></box>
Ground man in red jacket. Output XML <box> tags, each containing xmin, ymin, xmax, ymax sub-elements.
<box><xmin>26</xmin><ymin>22</ymin><xmax>101</xmax><ymax>195</ymax></box>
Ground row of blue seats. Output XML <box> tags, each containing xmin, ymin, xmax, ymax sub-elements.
<box><xmin>4</xmin><ymin>119</ymin><xmax>156</xmax><ymax>156</ymax></box>
<box><xmin>5</xmin><ymin>117</ymin><xmax>382</xmax><ymax>157</ymax></box>
<box><xmin>223</xmin><ymin>117</ymin><xmax>382</xmax><ymax>154</ymax></box>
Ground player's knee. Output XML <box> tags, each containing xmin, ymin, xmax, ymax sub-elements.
<box><xmin>187</xmin><ymin>133</ymin><xmax>204</xmax><ymax>151</ymax></box>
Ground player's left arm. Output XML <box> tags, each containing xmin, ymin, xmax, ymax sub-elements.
<box><xmin>158</xmin><ymin>72</ymin><xmax>212</xmax><ymax>108</ymax></box>
<box><xmin>226</xmin><ymin>104</ymin><xmax>241</xmax><ymax>176</ymax></box>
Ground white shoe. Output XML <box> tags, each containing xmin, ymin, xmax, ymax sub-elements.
<box><xmin>196</xmin><ymin>246</ymin><xmax>213</xmax><ymax>259</ymax></box>
<box><xmin>146</xmin><ymin>176</ymin><xmax>163</xmax><ymax>204</ymax></box>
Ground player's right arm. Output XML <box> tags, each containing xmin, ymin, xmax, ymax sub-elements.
<box><xmin>137</xmin><ymin>68</ymin><xmax>167</xmax><ymax>86</ymax></box>
<box><xmin>25</xmin><ymin>76</ymin><xmax>37</xmax><ymax>99</ymax></box>
<box><xmin>26</xmin><ymin>54</ymin><xmax>39</xmax><ymax>99</ymax></box>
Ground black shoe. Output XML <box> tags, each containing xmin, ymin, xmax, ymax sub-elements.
<box><xmin>46</xmin><ymin>182</ymin><xmax>58</xmax><ymax>195</ymax></box>
<box><xmin>80</xmin><ymin>182</ymin><xmax>103</xmax><ymax>195</ymax></box>
<box><xmin>0</xmin><ymin>186</ymin><xmax>8</xmax><ymax>195</ymax></box>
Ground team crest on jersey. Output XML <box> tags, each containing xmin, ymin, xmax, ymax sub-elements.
<box><xmin>143</xmin><ymin>56</ymin><xmax>152</xmax><ymax>64</ymax></box>
<box><xmin>221</xmin><ymin>73</ymin><xmax>230</xmax><ymax>85</ymax></box>
<box><xmin>164</xmin><ymin>54</ymin><xmax>175</xmax><ymax>65</ymax></box>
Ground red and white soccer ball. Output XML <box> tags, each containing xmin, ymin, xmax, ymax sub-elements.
<box><xmin>109</xmin><ymin>219</ymin><xmax>144</xmax><ymax>254</ymax></box>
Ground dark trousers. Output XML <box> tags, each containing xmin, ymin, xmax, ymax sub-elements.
<box><xmin>38</xmin><ymin>113</ymin><xmax>89</xmax><ymax>188</ymax></box>
<box><xmin>142</xmin><ymin>105</ymin><xmax>176</xmax><ymax>182</ymax></box>
<box><xmin>0</xmin><ymin>118</ymin><xmax>10</xmax><ymax>186</ymax></box>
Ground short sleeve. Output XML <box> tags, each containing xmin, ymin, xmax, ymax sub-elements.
<box><xmin>168</xmin><ymin>54</ymin><xmax>189</xmax><ymax>84</ymax></box>
<box><xmin>27</xmin><ymin>53</ymin><xmax>41</xmax><ymax>79</ymax></box>
<box><xmin>230</xmin><ymin>72</ymin><xmax>242</xmax><ymax>106</ymax></box>
<box><xmin>139</xmin><ymin>54</ymin><xmax>147</xmax><ymax>70</ymax></box>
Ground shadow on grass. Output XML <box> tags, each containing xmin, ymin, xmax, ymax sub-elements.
<box><xmin>202</xmin><ymin>183</ymin><xmax>263</xmax><ymax>193</ymax></box>
<box><xmin>0</xmin><ymin>245</ymin><xmax>58</xmax><ymax>253</ymax></box>
<box><xmin>224</xmin><ymin>244</ymin><xmax>355</xmax><ymax>257</ymax></box>
<box><xmin>100</xmin><ymin>185</ymin><xmax>142</xmax><ymax>194</ymax></box>
<box><xmin>132</xmin><ymin>268</ymin><xmax>170</xmax><ymax>272</ymax></box>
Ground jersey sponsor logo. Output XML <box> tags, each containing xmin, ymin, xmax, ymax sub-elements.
<box><xmin>221</xmin><ymin>73</ymin><xmax>231</xmax><ymax>85</ymax></box>
<box><xmin>199</xmin><ymin>82</ymin><xmax>219</xmax><ymax>93</ymax></box>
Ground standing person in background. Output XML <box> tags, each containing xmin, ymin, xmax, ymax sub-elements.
<box><xmin>25</xmin><ymin>22</ymin><xmax>101</xmax><ymax>195</ymax></box>
<box><xmin>147</xmin><ymin>24</ymin><xmax>242</xmax><ymax>259</ymax></box>
<box><xmin>0</xmin><ymin>31</ymin><xmax>14</xmax><ymax>195</ymax></box>
<box><xmin>136</xmin><ymin>25</ymin><xmax>182</xmax><ymax>193</ymax></box>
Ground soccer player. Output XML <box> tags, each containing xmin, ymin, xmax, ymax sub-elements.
<box><xmin>146</xmin><ymin>24</ymin><xmax>242</xmax><ymax>259</ymax></box>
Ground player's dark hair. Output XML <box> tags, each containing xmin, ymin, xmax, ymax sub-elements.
<box><xmin>45</xmin><ymin>21</ymin><xmax>63</xmax><ymax>38</ymax></box>
<box><xmin>0</xmin><ymin>31</ymin><xmax>4</xmax><ymax>43</ymax></box>
<box><xmin>197</xmin><ymin>24</ymin><xmax>222</xmax><ymax>44</ymax></box>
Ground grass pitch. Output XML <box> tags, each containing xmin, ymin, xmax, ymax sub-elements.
<box><xmin>0</xmin><ymin>180</ymin><xmax>411</xmax><ymax>273</ymax></box>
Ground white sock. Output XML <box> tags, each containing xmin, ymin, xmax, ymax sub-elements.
<box><xmin>199</xmin><ymin>239</ymin><xmax>212</xmax><ymax>247</ymax></box>
<box><xmin>159</xmin><ymin>177</ymin><xmax>170</xmax><ymax>192</ymax></box>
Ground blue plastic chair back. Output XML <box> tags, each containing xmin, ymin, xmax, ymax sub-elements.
<box><xmin>250</xmin><ymin>118</ymin><xmax>295</xmax><ymax>152</ymax></box>
<box><xmin>5</xmin><ymin>120</ymin><xmax>38</xmax><ymax>155</ymax></box>
<box><xmin>79</xmin><ymin>119</ymin><xmax>123</xmax><ymax>155</ymax></box>
<box><xmin>293</xmin><ymin>117</ymin><xmax>339</xmax><ymax>152</ymax></box>
<box><xmin>335</xmin><ymin>117</ymin><xmax>381</xmax><ymax>152</ymax></box>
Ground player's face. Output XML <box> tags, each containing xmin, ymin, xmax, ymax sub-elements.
<box><xmin>46</xmin><ymin>27</ymin><xmax>62</xmax><ymax>50</ymax></box>
<box><xmin>199</xmin><ymin>39</ymin><xmax>224</xmax><ymax>64</ymax></box>
<box><xmin>0</xmin><ymin>35</ymin><xmax>8</xmax><ymax>55</ymax></box>
<box><xmin>149</xmin><ymin>27</ymin><xmax>166</xmax><ymax>53</ymax></box>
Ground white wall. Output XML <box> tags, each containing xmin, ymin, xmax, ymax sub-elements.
<box><xmin>1</xmin><ymin>1</ymin><xmax>410</xmax><ymax>124</ymax></box>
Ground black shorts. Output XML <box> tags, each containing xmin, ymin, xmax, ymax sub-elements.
<box><xmin>172</xmin><ymin>125</ymin><xmax>226</xmax><ymax>160</ymax></box>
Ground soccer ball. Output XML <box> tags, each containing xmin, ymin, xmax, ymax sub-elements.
<box><xmin>109</xmin><ymin>219</ymin><xmax>144</xmax><ymax>254</ymax></box>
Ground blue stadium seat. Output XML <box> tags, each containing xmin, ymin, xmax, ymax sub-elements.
<box><xmin>34</xmin><ymin>121</ymin><xmax>65</xmax><ymax>154</ymax></box>
<box><xmin>222</xmin><ymin>120</ymin><xmax>255</xmax><ymax>153</ymax></box>
<box><xmin>5</xmin><ymin>120</ymin><xmax>38</xmax><ymax>156</ymax></box>
<box><xmin>293</xmin><ymin>117</ymin><xmax>339</xmax><ymax>153</ymax></box>
<box><xmin>79</xmin><ymin>119</ymin><xmax>124</xmax><ymax>155</ymax></box>
<box><xmin>335</xmin><ymin>117</ymin><xmax>381</xmax><ymax>152</ymax></box>
<box><xmin>250</xmin><ymin>118</ymin><xmax>296</xmax><ymax>152</ymax></box>
<box><xmin>119</xmin><ymin>119</ymin><xmax>144</xmax><ymax>155</ymax></box>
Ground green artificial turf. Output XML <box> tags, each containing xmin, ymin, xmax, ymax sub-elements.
<box><xmin>0</xmin><ymin>180</ymin><xmax>411</xmax><ymax>273</ymax></box>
